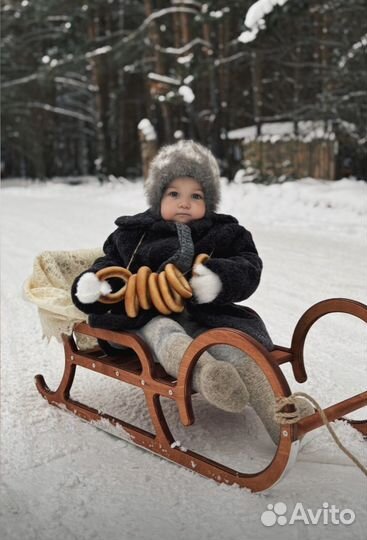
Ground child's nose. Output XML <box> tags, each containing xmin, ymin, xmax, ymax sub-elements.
<box><xmin>179</xmin><ymin>198</ymin><xmax>190</xmax><ymax>208</ymax></box>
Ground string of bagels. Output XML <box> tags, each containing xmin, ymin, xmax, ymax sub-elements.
<box><xmin>96</xmin><ymin>253</ymin><xmax>210</xmax><ymax>318</ymax></box>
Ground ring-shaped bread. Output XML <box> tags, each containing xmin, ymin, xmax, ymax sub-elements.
<box><xmin>164</xmin><ymin>264</ymin><xmax>192</xmax><ymax>299</ymax></box>
<box><xmin>158</xmin><ymin>271</ymin><xmax>185</xmax><ymax>313</ymax></box>
<box><xmin>125</xmin><ymin>273</ymin><xmax>140</xmax><ymax>317</ymax></box>
<box><xmin>148</xmin><ymin>272</ymin><xmax>172</xmax><ymax>315</ymax></box>
<box><xmin>193</xmin><ymin>253</ymin><xmax>210</xmax><ymax>274</ymax></box>
<box><xmin>136</xmin><ymin>266</ymin><xmax>152</xmax><ymax>310</ymax></box>
<box><xmin>96</xmin><ymin>266</ymin><xmax>132</xmax><ymax>304</ymax></box>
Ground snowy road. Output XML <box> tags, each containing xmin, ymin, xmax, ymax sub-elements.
<box><xmin>1</xmin><ymin>178</ymin><xmax>366</xmax><ymax>540</ymax></box>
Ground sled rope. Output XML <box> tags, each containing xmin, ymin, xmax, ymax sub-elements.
<box><xmin>275</xmin><ymin>392</ymin><xmax>367</xmax><ymax>477</ymax></box>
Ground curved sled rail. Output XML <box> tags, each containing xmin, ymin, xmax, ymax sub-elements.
<box><xmin>173</xmin><ymin>328</ymin><xmax>302</xmax><ymax>491</ymax></box>
<box><xmin>176</xmin><ymin>328</ymin><xmax>293</xmax><ymax>426</ymax></box>
<box><xmin>290</xmin><ymin>298</ymin><xmax>367</xmax><ymax>383</ymax></box>
<box><xmin>290</xmin><ymin>298</ymin><xmax>367</xmax><ymax>436</ymax></box>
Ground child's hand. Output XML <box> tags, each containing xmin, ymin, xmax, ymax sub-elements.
<box><xmin>189</xmin><ymin>264</ymin><xmax>222</xmax><ymax>304</ymax></box>
<box><xmin>75</xmin><ymin>272</ymin><xmax>112</xmax><ymax>304</ymax></box>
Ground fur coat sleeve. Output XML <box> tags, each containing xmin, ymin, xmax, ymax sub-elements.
<box><xmin>203</xmin><ymin>225</ymin><xmax>262</xmax><ymax>305</ymax></box>
<box><xmin>71</xmin><ymin>231</ymin><xmax>126</xmax><ymax>315</ymax></box>
<box><xmin>71</xmin><ymin>230</ymin><xmax>156</xmax><ymax>329</ymax></box>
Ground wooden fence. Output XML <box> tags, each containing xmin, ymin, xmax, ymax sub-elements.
<box><xmin>243</xmin><ymin>138</ymin><xmax>337</xmax><ymax>180</ymax></box>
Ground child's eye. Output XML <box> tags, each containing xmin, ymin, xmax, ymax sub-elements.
<box><xmin>168</xmin><ymin>191</ymin><xmax>179</xmax><ymax>198</ymax></box>
<box><xmin>192</xmin><ymin>193</ymin><xmax>203</xmax><ymax>200</ymax></box>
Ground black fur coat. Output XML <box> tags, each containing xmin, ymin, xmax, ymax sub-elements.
<box><xmin>71</xmin><ymin>209</ymin><xmax>273</xmax><ymax>349</ymax></box>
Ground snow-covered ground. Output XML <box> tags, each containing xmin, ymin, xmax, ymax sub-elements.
<box><xmin>1</xmin><ymin>177</ymin><xmax>366</xmax><ymax>540</ymax></box>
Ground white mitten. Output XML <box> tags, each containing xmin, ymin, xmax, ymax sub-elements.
<box><xmin>189</xmin><ymin>263</ymin><xmax>222</xmax><ymax>304</ymax></box>
<box><xmin>75</xmin><ymin>272</ymin><xmax>112</xmax><ymax>304</ymax></box>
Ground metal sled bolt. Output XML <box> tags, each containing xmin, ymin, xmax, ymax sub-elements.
<box><xmin>70</xmin><ymin>355</ymin><xmax>74</xmax><ymax>361</ymax></box>
<box><xmin>141</xmin><ymin>380</ymin><xmax>145</xmax><ymax>386</ymax></box>
<box><xmin>282</xmin><ymin>430</ymin><xmax>288</xmax><ymax>437</ymax></box>
<box><xmin>168</xmin><ymin>389</ymin><xmax>173</xmax><ymax>396</ymax></box>
<box><xmin>92</xmin><ymin>363</ymin><xmax>96</xmax><ymax>369</ymax></box>
<box><xmin>115</xmin><ymin>371</ymin><xmax>120</xmax><ymax>377</ymax></box>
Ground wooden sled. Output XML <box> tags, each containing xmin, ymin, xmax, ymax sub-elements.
<box><xmin>35</xmin><ymin>298</ymin><xmax>367</xmax><ymax>492</ymax></box>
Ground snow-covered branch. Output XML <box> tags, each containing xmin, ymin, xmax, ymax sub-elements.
<box><xmin>339</xmin><ymin>34</ymin><xmax>367</xmax><ymax>69</ymax></box>
<box><xmin>154</xmin><ymin>38</ymin><xmax>211</xmax><ymax>56</ymax></box>
<box><xmin>12</xmin><ymin>102</ymin><xmax>94</xmax><ymax>123</ymax></box>
<box><xmin>113</xmin><ymin>6</ymin><xmax>199</xmax><ymax>50</ymax></box>
<box><xmin>54</xmin><ymin>77</ymin><xmax>97</xmax><ymax>92</ymax></box>
<box><xmin>148</xmin><ymin>73</ymin><xmax>181</xmax><ymax>86</ymax></box>
<box><xmin>1</xmin><ymin>73</ymin><xmax>38</xmax><ymax>89</ymax></box>
<box><xmin>214</xmin><ymin>51</ymin><xmax>250</xmax><ymax>66</ymax></box>
<box><xmin>85</xmin><ymin>45</ymin><xmax>112</xmax><ymax>60</ymax></box>
<box><xmin>239</xmin><ymin>0</ymin><xmax>289</xmax><ymax>44</ymax></box>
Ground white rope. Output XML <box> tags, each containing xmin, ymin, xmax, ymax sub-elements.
<box><xmin>275</xmin><ymin>392</ymin><xmax>367</xmax><ymax>477</ymax></box>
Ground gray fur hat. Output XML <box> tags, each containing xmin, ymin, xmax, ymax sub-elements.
<box><xmin>145</xmin><ymin>140</ymin><xmax>221</xmax><ymax>216</ymax></box>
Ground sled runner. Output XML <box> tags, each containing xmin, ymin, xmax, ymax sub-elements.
<box><xmin>35</xmin><ymin>298</ymin><xmax>367</xmax><ymax>492</ymax></box>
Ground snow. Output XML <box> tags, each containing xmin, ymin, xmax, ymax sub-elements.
<box><xmin>85</xmin><ymin>45</ymin><xmax>112</xmax><ymax>59</ymax></box>
<box><xmin>210</xmin><ymin>10</ymin><xmax>224</xmax><ymax>19</ymax></box>
<box><xmin>162</xmin><ymin>38</ymin><xmax>208</xmax><ymax>56</ymax></box>
<box><xmin>138</xmin><ymin>118</ymin><xmax>157</xmax><ymax>141</ymax></box>
<box><xmin>177</xmin><ymin>53</ymin><xmax>193</xmax><ymax>64</ymax></box>
<box><xmin>174</xmin><ymin>130</ymin><xmax>184</xmax><ymax>140</ymax></box>
<box><xmin>26</xmin><ymin>103</ymin><xmax>93</xmax><ymax>123</ymax></box>
<box><xmin>339</xmin><ymin>33</ymin><xmax>367</xmax><ymax>68</ymax></box>
<box><xmin>178</xmin><ymin>85</ymin><xmax>195</xmax><ymax>103</ymax></box>
<box><xmin>239</xmin><ymin>0</ymin><xmax>289</xmax><ymax>43</ymax></box>
<box><xmin>1</xmin><ymin>177</ymin><xmax>367</xmax><ymax>540</ymax></box>
<box><xmin>184</xmin><ymin>74</ymin><xmax>194</xmax><ymax>84</ymax></box>
<box><xmin>2</xmin><ymin>73</ymin><xmax>38</xmax><ymax>89</ymax></box>
<box><xmin>148</xmin><ymin>72</ymin><xmax>181</xmax><ymax>86</ymax></box>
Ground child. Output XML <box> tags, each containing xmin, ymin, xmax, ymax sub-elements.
<box><xmin>71</xmin><ymin>140</ymin><xmax>311</xmax><ymax>444</ymax></box>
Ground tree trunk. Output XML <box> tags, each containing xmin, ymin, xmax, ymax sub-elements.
<box><xmin>87</xmin><ymin>6</ymin><xmax>111</xmax><ymax>181</ymax></box>
<box><xmin>251</xmin><ymin>50</ymin><xmax>263</xmax><ymax>135</ymax></box>
<box><xmin>144</xmin><ymin>0</ymin><xmax>172</xmax><ymax>141</ymax></box>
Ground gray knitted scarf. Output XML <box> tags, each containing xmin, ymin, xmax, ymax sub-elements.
<box><xmin>157</xmin><ymin>223</ymin><xmax>194</xmax><ymax>274</ymax></box>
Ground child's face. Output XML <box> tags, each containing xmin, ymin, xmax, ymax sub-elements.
<box><xmin>160</xmin><ymin>177</ymin><xmax>206</xmax><ymax>223</ymax></box>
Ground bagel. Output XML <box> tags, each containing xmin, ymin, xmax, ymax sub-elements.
<box><xmin>96</xmin><ymin>266</ymin><xmax>132</xmax><ymax>304</ymax></box>
<box><xmin>148</xmin><ymin>273</ymin><xmax>172</xmax><ymax>315</ymax></box>
<box><xmin>125</xmin><ymin>273</ymin><xmax>140</xmax><ymax>317</ymax></box>
<box><xmin>136</xmin><ymin>266</ymin><xmax>152</xmax><ymax>310</ymax></box>
<box><xmin>158</xmin><ymin>271</ymin><xmax>185</xmax><ymax>313</ymax></box>
<box><xmin>193</xmin><ymin>253</ymin><xmax>210</xmax><ymax>270</ymax></box>
<box><xmin>164</xmin><ymin>263</ymin><xmax>192</xmax><ymax>299</ymax></box>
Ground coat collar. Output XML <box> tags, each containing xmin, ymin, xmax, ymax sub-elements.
<box><xmin>115</xmin><ymin>208</ymin><xmax>237</xmax><ymax>235</ymax></box>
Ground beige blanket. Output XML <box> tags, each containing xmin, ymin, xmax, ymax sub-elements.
<box><xmin>23</xmin><ymin>248</ymin><xmax>103</xmax><ymax>348</ymax></box>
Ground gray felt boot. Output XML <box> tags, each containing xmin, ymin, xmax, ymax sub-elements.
<box><xmin>235</xmin><ymin>365</ymin><xmax>281</xmax><ymax>444</ymax></box>
<box><xmin>208</xmin><ymin>344</ymin><xmax>314</xmax><ymax>445</ymax></box>
<box><xmin>137</xmin><ymin>317</ymin><xmax>249</xmax><ymax>413</ymax></box>
<box><xmin>236</xmin><ymin>365</ymin><xmax>314</xmax><ymax>445</ymax></box>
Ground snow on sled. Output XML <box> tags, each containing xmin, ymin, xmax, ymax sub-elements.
<box><xmin>34</xmin><ymin>298</ymin><xmax>367</xmax><ymax>492</ymax></box>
